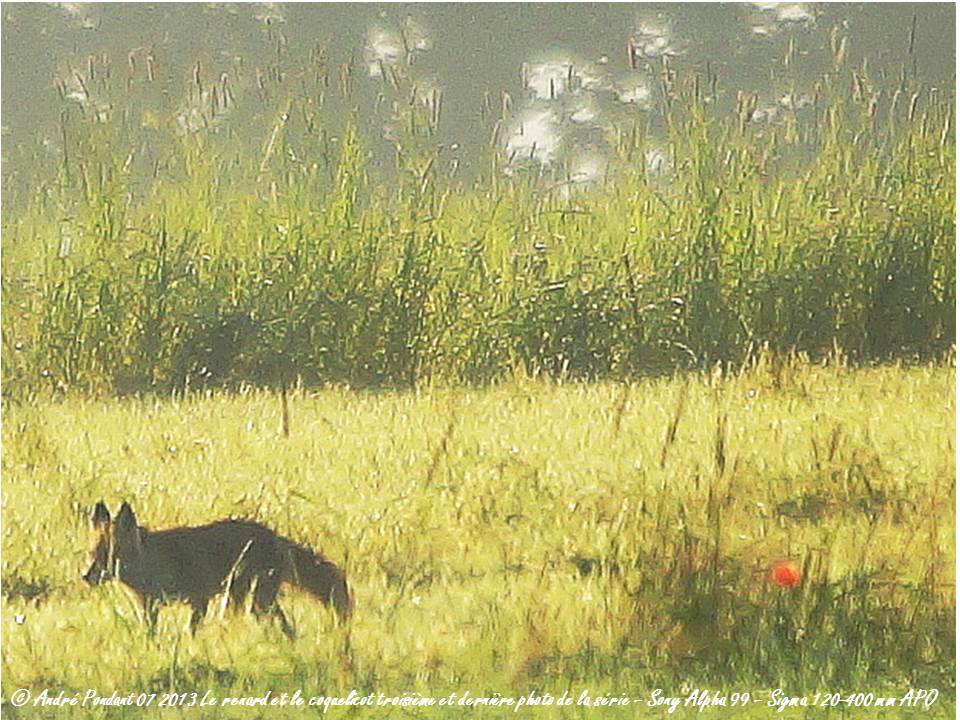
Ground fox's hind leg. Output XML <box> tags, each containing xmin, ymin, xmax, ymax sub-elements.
<box><xmin>252</xmin><ymin>571</ymin><xmax>296</xmax><ymax>639</ymax></box>
<box><xmin>270</xmin><ymin>606</ymin><xmax>296</xmax><ymax>640</ymax></box>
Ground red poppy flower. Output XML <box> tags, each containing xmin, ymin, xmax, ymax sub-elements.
<box><xmin>771</xmin><ymin>560</ymin><xmax>802</xmax><ymax>588</ymax></box>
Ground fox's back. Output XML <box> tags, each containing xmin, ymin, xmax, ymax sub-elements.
<box><xmin>140</xmin><ymin>520</ymin><xmax>287</xmax><ymax>601</ymax></box>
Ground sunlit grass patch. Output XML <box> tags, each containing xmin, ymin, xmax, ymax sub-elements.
<box><xmin>2</xmin><ymin>362</ymin><xmax>954</xmax><ymax>710</ymax></box>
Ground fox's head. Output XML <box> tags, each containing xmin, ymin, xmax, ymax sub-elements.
<box><xmin>83</xmin><ymin>501</ymin><xmax>143</xmax><ymax>585</ymax></box>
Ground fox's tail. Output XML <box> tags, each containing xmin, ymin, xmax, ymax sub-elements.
<box><xmin>282</xmin><ymin>542</ymin><xmax>352</xmax><ymax>620</ymax></box>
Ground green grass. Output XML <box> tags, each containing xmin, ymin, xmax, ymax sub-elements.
<box><xmin>2</xmin><ymin>29</ymin><xmax>955</xmax><ymax>395</ymax></box>
<box><xmin>2</xmin><ymin>360</ymin><xmax>955</xmax><ymax>716</ymax></box>
<box><xmin>1</xmin><ymin>18</ymin><xmax>955</xmax><ymax>718</ymax></box>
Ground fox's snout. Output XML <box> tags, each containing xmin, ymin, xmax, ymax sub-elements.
<box><xmin>83</xmin><ymin>563</ymin><xmax>106</xmax><ymax>585</ymax></box>
<box><xmin>84</xmin><ymin>535</ymin><xmax>112</xmax><ymax>586</ymax></box>
<box><xmin>84</xmin><ymin>501</ymin><xmax>126</xmax><ymax>586</ymax></box>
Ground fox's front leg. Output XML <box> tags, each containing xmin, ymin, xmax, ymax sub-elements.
<box><xmin>188</xmin><ymin>600</ymin><xmax>209</xmax><ymax>635</ymax></box>
<box><xmin>143</xmin><ymin>598</ymin><xmax>160</xmax><ymax>635</ymax></box>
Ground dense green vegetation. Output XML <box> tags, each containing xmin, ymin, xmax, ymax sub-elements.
<box><xmin>2</xmin><ymin>37</ymin><xmax>954</xmax><ymax>396</ymax></box>
<box><xmin>1</xmin><ymin>16</ymin><xmax>955</xmax><ymax>717</ymax></box>
<box><xmin>2</xmin><ymin>363</ymin><xmax>955</xmax><ymax>717</ymax></box>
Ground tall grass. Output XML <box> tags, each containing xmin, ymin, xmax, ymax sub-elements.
<box><xmin>2</xmin><ymin>34</ymin><xmax>955</xmax><ymax>396</ymax></box>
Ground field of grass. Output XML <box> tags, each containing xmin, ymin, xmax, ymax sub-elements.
<box><xmin>2</xmin><ymin>23</ymin><xmax>955</xmax><ymax>397</ymax></box>
<box><xmin>2</xmin><ymin>358</ymin><xmax>955</xmax><ymax>717</ymax></box>
<box><xmin>1</xmin><ymin>12</ymin><xmax>955</xmax><ymax>717</ymax></box>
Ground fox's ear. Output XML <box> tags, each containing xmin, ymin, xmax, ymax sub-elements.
<box><xmin>116</xmin><ymin>502</ymin><xmax>138</xmax><ymax>530</ymax></box>
<box><xmin>92</xmin><ymin>501</ymin><xmax>111</xmax><ymax>528</ymax></box>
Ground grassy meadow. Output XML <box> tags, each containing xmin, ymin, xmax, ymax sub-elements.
<box><xmin>2</xmin><ymin>359</ymin><xmax>955</xmax><ymax>716</ymax></box>
<box><xmin>1</xmin><ymin>10</ymin><xmax>957</xmax><ymax>718</ymax></box>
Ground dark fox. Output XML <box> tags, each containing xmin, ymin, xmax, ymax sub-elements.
<box><xmin>83</xmin><ymin>502</ymin><xmax>352</xmax><ymax>638</ymax></box>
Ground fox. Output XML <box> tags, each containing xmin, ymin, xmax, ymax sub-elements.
<box><xmin>83</xmin><ymin>502</ymin><xmax>352</xmax><ymax>639</ymax></box>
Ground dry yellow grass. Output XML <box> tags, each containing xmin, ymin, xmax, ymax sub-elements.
<box><xmin>1</xmin><ymin>360</ymin><xmax>955</xmax><ymax>717</ymax></box>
